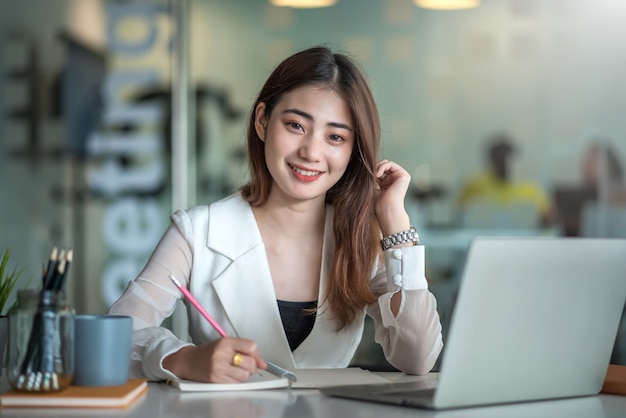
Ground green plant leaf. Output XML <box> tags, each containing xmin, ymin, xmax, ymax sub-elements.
<box><xmin>0</xmin><ymin>248</ymin><xmax>26</xmax><ymax>315</ymax></box>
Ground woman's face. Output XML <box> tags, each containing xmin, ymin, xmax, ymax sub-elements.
<box><xmin>255</xmin><ymin>85</ymin><xmax>355</xmax><ymax>205</ymax></box>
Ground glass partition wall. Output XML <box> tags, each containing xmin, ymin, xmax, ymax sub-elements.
<box><xmin>1</xmin><ymin>0</ymin><xmax>625</xmax><ymax>368</ymax></box>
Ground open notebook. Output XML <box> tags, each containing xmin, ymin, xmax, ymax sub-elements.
<box><xmin>322</xmin><ymin>237</ymin><xmax>626</xmax><ymax>409</ymax></box>
<box><xmin>168</xmin><ymin>370</ymin><xmax>289</xmax><ymax>391</ymax></box>
<box><xmin>168</xmin><ymin>368</ymin><xmax>389</xmax><ymax>391</ymax></box>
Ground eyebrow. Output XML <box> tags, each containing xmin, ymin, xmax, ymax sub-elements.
<box><xmin>283</xmin><ymin>108</ymin><xmax>353</xmax><ymax>132</ymax></box>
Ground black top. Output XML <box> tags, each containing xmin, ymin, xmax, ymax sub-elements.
<box><xmin>277</xmin><ymin>300</ymin><xmax>317</xmax><ymax>352</ymax></box>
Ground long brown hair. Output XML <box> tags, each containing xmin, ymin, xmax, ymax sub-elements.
<box><xmin>240</xmin><ymin>46</ymin><xmax>381</xmax><ymax>330</ymax></box>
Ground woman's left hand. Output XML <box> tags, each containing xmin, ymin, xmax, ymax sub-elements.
<box><xmin>375</xmin><ymin>159</ymin><xmax>412</xmax><ymax>235</ymax></box>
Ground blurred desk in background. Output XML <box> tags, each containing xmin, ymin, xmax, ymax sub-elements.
<box><xmin>421</xmin><ymin>227</ymin><xmax>560</xmax><ymax>252</ymax></box>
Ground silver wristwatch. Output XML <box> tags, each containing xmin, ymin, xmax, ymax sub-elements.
<box><xmin>380</xmin><ymin>226</ymin><xmax>419</xmax><ymax>251</ymax></box>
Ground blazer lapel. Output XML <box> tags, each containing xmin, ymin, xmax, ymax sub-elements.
<box><xmin>290</xmin><ymin>206</ymin><xmax>366</xmax><ymax>367</ymax></box>
<box><xmin>291</xmin><ymin>207</ymin><xmax>339</xmax><ymax>361</ymax></box>
<box><xmin>207</xmin><ymin>195</ymin><xmax>296</xmax><ymax>368</ymax></box>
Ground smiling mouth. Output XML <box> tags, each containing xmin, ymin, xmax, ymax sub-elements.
<box><xmin>288</xmin><ymin>163</ymin><xmax>323</xmax><ymax>177</ymax></box>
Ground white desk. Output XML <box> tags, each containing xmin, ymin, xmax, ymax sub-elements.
<box><xmin>1</xmin><ymin>377</ymin><xmax>625</xmax><ymax>417</ymax></box>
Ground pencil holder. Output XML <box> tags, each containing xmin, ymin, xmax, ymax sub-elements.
<box><xmin>6</xmin><ymin>289</ymin><xmax>75</xmax><ymax>392</ymax></box>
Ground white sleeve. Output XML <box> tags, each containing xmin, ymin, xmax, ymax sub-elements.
<box><xmin>108</xmin><ymin>223</ymin><xmax>194</xmax><ymax>381</ymax></box>
<box><xmin>383</xmin><ymin>245</ymin><xmax>428</xmax><ymax>291</ymax></box>
<box><xmin>367</xmin><ymin>245</ymin><xmax>444</xmax><ymax>375</ymax></box>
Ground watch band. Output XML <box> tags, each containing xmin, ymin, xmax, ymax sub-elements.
<box><xmin>380</xmin><ymin>226</ymin><xmax>419</xmax><ymax>251</ymax></box>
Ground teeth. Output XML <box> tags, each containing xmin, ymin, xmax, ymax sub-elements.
<box><xmin>290</xmin><ymin>164</ymin><xmax>321</xmax><ymax>177</ymax></box>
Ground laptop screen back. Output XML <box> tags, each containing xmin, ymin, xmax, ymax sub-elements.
<box><xmin>435</xmin><ymin>237</ymin><xmax>626</xmax><ymax>408</ymax></box>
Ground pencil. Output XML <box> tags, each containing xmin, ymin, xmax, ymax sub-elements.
<box><xmin>42</xmin><ymin>247</ymin><xmax>58</xmax><ymax>289</ymax></box>
<box><xmin>56</xmin><ymin>248</ymin><xmax>72</xmax><ymax>291</ymax></box>
<box><xmin>170</xmin><ymin>275</ymin><xmax>228</xmax><ymax>337</ymax></box>
<box><xmin>168</xmin><ymin>274</ymin><xmax>297</xmax><ymax>383</ymax></box>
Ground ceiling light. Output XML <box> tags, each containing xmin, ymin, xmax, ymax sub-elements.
<box><xmin>270</xmin><ymin>0</ymin><xmax>337</xmax><ymax>8</ymax></box>
<box><xmin>414</xmin><ymin>0</ymin><xmax>479</xmax><ymax>10</ymax></box>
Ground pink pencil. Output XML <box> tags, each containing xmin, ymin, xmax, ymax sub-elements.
<box><xmin>168</xmin><ymin>274</ymin><xmax>297</xmax><ymax>383</ymax></box>
<box><xmin>169</xmin><ymin>275</ymin><xmax>228</xmax><ymax>337</ymax></box>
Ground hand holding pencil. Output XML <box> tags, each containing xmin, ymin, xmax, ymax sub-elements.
<box><xmin>168</xmin><ymin>275</ymin><xmax>297</xmax><ymax>384</ymax></box>
<box><xmin>164</xmin><ymin>338</ymin><xmax>266</xmax><ymax>384</ymax></box>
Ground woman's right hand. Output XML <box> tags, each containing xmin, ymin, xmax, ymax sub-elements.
<box><xmin>162</xmin><ymin>337</ymin><xmax>267</xmax><ymax>383</ymax></box>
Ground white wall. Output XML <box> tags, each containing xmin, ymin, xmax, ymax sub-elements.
<box><xmin>188</xmin><ymin>0</ymin><xmax>626</xmax><ymax>212</ymax></box>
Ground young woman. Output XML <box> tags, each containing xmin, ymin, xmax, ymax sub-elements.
<box><xmin>109</xmin><ymin>46</ymin><xmax>443</xmax><ymax>383</ymax></box>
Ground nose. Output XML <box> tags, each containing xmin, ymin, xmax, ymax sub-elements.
<box><xmin>298</xmin><ymin>132</ymin><xmax>322</xmax><ymax>162</ymax></box>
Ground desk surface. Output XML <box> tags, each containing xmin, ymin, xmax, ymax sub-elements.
<box><xmin>1</xmin><ymin>377</ymin><xmax>625</xmax><ymax>417</ymax></box>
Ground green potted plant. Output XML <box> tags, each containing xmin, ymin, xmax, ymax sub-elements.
<box><xmin>0</xmin><ymin>249</ymin><xmax>24</xmax><ymax>314</ymax></box>
<box><xmin>0</xmin><ymin>248</ymin><xmax>26</xmax><ymax>360</ymax></box>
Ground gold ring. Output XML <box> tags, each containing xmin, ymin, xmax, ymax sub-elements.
<box><xmin>232</xmin><ymin>352</ymin><xmax>243</xmax><ymax>367</ymax></box>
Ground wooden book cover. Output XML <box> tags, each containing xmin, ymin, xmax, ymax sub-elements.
<box><xmin>0</xmin><ymin>378</ymin><xmax>148</xmax><ymax>408</ymax></box>
<box><xmin>601</xmin><ymin>364</ymin><xmax>626</xmax><ymax>396</ymax></box>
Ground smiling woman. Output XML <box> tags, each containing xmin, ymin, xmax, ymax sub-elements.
<box><xmin>108</xmin><ymin>46</ymin><xmax>443</xmax><ymax>385</ymax></box>
<box><xmin>253</xmin><ymin>86</ymin><xmax>355</xmax><ymax>202</ymax></box>
<box><xmin>4</xmin><ymin>0</ymin><xmax>626</xmax><ymax>390</ymax></box>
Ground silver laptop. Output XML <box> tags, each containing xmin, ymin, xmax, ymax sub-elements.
<box><xmin>322</xmin><ymin>237</ymin><xmax>626</xmax><ymax>409</ymax></box>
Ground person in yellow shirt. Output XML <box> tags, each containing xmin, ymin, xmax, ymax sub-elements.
<box><xmin>458</xmin><ymin>135</ymin><xmax>554</xmax><ymax>227</ymax></box>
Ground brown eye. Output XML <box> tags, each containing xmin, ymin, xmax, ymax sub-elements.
<box><xmin>288</xmin><ymin>122</ymin><xmax>304</xmax><ymax>132</ymax></box>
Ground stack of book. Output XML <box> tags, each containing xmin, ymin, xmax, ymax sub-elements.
<box><xmin>0</xmin><ymin>378</ymin><xmax>148</xmax><ymax>409</ymax></box>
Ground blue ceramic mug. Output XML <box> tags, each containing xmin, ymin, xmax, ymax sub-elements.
<box><xmin>72</xmin><ymin>314</ymin><xmax>132</xmax><ymax>387</ymax></box>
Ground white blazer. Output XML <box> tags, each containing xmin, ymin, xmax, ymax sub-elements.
<box><xmin>111</xmin><ymin>192</ymin><xmax>443</xmax><ymax>381</ymax></box>
<box><xmin>174</xmin><ymin>193</ymin><xmax>366</xmax><ymax>370</ymax></box>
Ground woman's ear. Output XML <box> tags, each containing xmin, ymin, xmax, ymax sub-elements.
<box><xmin>254</xmin><ymin>102</ymin><xmax>267</xmax><ymax>142</ymax></box>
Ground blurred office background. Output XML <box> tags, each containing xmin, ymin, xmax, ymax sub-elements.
<box><xmin>1</xmin><ymin>0</ymin><xmax>625</xmax><ymax>367</ymax></box>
